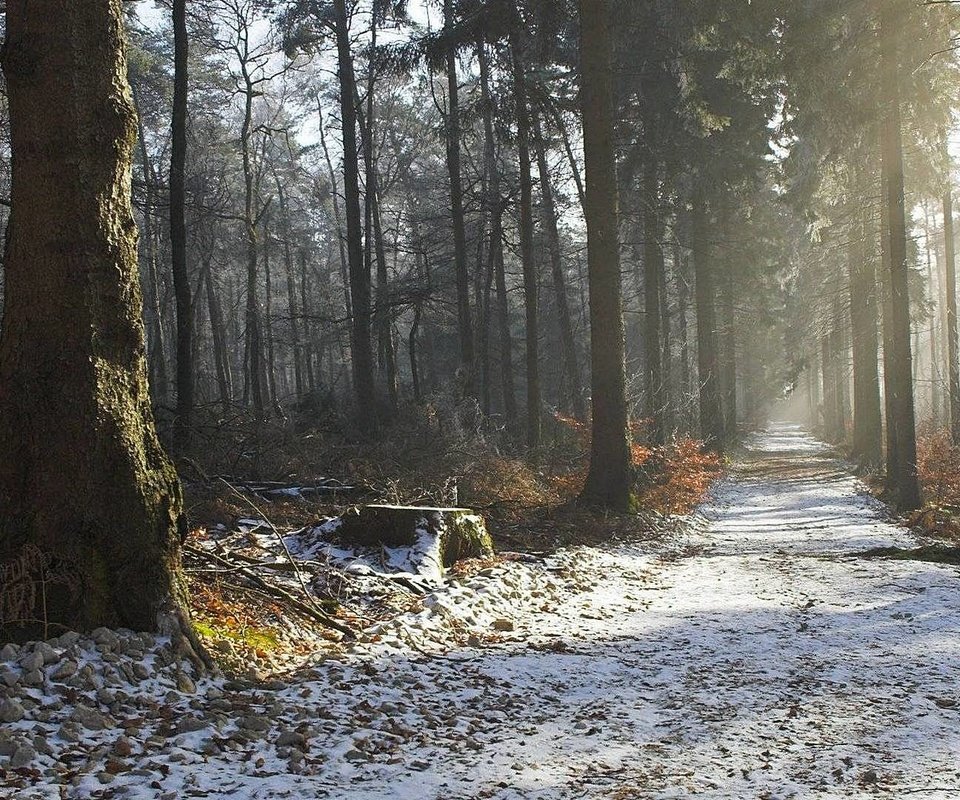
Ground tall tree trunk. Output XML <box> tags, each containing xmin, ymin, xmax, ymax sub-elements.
<box><xmin>493</xmin><ymin>213</ymin><xmax>517</xmax><ymax>425</ymax></box>
<box><xmin>533</xmin><ymin>110</ymin><xmax>584</xmax><ymax>420</ymax></box>
<box><xmin>547</xmin><ymin>99</ymin><xmax>587</xmax><ymax>212</ymax></box>
<box><xmin>642</xmin><ymin>157</ymin><xmax>664</xmax><ymax>444</ymax></box>
<box><xmin>477</xmin><ymin>43</ymin><xmax>494</xmax><ymax>417</ymax></box>
<box><xmin>334</xmin><ymin>0</ymin><xmax>376</xmax><ymax>434</ymax></box>
<box><xmin>658</xmin><ymin>229</ymin><xmax>672</xmax><ymax>433</ymax></box>
<box><xmin>263</xmin><ymin>222</ymin><xmax>280</xmax><ymax>414</ymax></box>
<box><xmin>443</xmin><ymin>0</ymin><xmax>475</xmax><ymax>394</ymax></box>
<box><xmin>478</xmin><ymin>42</ymin><xmax>517</xmax><ymax>428</ymax></box>
<box><xmin>720</xmin><ymin>260</ymin><xmax>737</xmax><ymax>440</ymax></box>
<box><xmin>578</xmin><ymin>0</ymin><xmax>632</xmax><ymax>511</ymax></box>
<box><xmin>832</xmin><ymin>299</ymin><xmax>848</xmax><ymax>438</ymax></box>
<box><xmin>317</xmin><ymin>100</ymin><xmax>352</xmax><ymax>322</ymax></box>
<box><xmin>945</xmin><ymin>160</ymin><xmax>960</xmax><ymax>443</ymax></box>
<box><xmin>240</xmin><ymin>63</ymin><xmax>265</xmax><ymax>419</ymax></box>
<box><xmin>675</xmin><ymin>239</ymin><xmax>691</xmax><ymax>428</ymax></box>
<box><xmin>170</xmin><ymin>0</ymin><xmax>193</xmax><ymax>444</ymax></box>
<box><xmin>132</xmin><ymin>88</ymin><xmax>169</xmax><ymax>404</ymax></box>
<box><xmin>848</xmin><ymin>183</ymin><xmax>883</xmax><ymax>467</ymax></box>
<box><xmin>203</xmin><ymin>258</ymin><xmax>232</xmax><ymax>411</ymax></box>
<box><xmin>0</xmin><ymin>0</ymin><xmax>189</xmax><ymax>636</ymax></box>
<box><xmin>359</xmin><ymin>24</ymin><xmax>398</xmax><ymax>413</ymax></box>
<box><xmin>924</xmin><ymin>204</ymin><xmax>940</xmax><ymax>425</ymax></box>
<box><xmin>511</xmin><ymin>30</ymin><xmax>541</xmax><ymax>448</ymax></box>
<box><xmin>410</xmin><ymin>303</ymin><xmax>422</xmax><ymax>403</ymax></box>
<box><xmin>275</xmin><ymin>177</ymin><xmax>304</xmax><ymax>398</ymax></box>
<box><xmin>879</xmin><ymin>4</ymin><xmax>920</xmax><ymax>510</ymax></box>
<box><xmin>821</xmin><ymin>333</ymin><xmax>838</xmax><ymax>438</ymax></box>
<box><xmin>299</xmin><ymin>250</ymin><xmax>317</xmax><ymax>392</ymax></box>
<box><xmin>809</xmin><ymin>349</ymin><xmax>821</xmax><ymax>429</ymax></box>
<box><xmin>692</xmin><ymin>190</ymin><xmax>724</xmax><ymax>449</ymax></box>
<box><xmin>879</xmin><ymin>162</ymin><xmax>900</xmax><ymax>489</ymax></box>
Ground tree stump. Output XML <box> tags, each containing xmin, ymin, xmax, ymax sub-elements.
<box><xmin>336</xmin><ymin>506</ymin><xmax>494</xmax><ymax>569</ymax></box>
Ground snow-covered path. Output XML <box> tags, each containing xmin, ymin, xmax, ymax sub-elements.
<box><xmin>290</xmin><ymin>423</ymin><xmax>960</xmax><ymax>799</ymax></box>
<box><xmin>7</xmin><ymin>423</ymin><xmax>960</xmax><ymax>799</ymax></box>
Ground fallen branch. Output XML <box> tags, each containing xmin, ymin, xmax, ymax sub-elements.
<box><xmin>217</xmin><ymin>477</ymin><xmax>339</xmax><ymax>625</ymax></box>
<box><xmin>185</xmin><ymin>544</ymin><xmax>355</xmax><ymax>638</ymax></box>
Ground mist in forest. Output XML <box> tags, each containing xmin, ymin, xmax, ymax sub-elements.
<box><xmin>0</xmin><ymin>1</ymin><xmax>952</xmax><ymax>512</ymax></box>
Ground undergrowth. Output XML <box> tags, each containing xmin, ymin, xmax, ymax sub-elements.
<box><xmin>174</xmin><ymin>400</ymin><xmax>724</xmax><ymax>669</ymax></box>
<box><xmin>178</xmin><ymin>401</ymin><xmax>723</xmax><ymax>551</ymax></box>
<box><xmin>910</xmin><ymin>427</ymin><xmax>960</xmax><ymax>542</ymax></box>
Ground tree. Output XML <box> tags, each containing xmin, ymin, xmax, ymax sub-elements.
<box><xmin>848</xmin><ymin>165</ymin><xmax>882</xmax><ymax>467</ymax></box>
<box><xmin>333</xmin><ymin>0</ymin><xmax>377</xmax><ymax>432</ymax></box>
<box><xmin>879</xmin><ymin>2</ymin><xmax>921</xmax><ymax>510</ymax></box>
<box><xmin>692</xmin><ymin>187</ymin><xmax>724</xmax><ymax>448</ymax></box>
<box><xmin>443</xmin><ymin>0</ymin><xmax>476</xmax><ymax>397</ymax></box>
<box><xmin>171</xmin><ymin>0</ymin><xmax>194</xmax><ymax>444</ymax></box>
<box><xmin>944</xmin><ymin>145</ymin><xmax>960</xmax><ymax>443</ymax></box>
<box><xmin>511</xmin><ymin>25</ymin><xmax>542</xmax><ymax>447</ymax></box>
<box><xmin>533</xmin><ymin>109</ymin><xmax>585</xmax><ymax>420</ymax></box>
<box><xmin>578</xmin><ymin>0</ymin><xmax>632</xmax><ymax>511</ymax></box>
<box><xmin>0</xmin><ymin>0</ymin><xmax>189</xmax><ymax>635</ymax></box>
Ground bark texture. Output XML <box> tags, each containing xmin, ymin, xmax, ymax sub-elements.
<box><xmin>0</xmin><ymin>0</ymin><xmax>188</xmax><ymax>636</ymax></box>
<box><xmin>578</xmin><ymin>0</ymin><xmax>633</xmax><ymax>511</ymax></box>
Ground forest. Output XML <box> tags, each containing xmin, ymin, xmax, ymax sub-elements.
<box><xmin>2</xmin><ymin>0</ymin><xmax>960</xmax><ymax>798</ymax></box>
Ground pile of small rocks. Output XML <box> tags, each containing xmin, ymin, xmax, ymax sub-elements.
<box><xmin>0</xmin><ymin>628</ymin><xmax>207</xmax><ymax>790</ymax></box>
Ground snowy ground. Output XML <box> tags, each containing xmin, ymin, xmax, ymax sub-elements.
<box><xmin>4</xmin><ymin>423</ymin><xmax>960</xmax><ymax>798</ymax></box>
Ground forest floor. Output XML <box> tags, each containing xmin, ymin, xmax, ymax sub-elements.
<box><xmin>4</xmin><ymin>423</ymin><xmax>960</xmax><ymax>798</ymax></box>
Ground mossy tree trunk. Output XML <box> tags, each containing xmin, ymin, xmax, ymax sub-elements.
<box><xmin>0</xmin><ymin>0</ymin><xmax>189</xmax><ymax>637</ymax></box>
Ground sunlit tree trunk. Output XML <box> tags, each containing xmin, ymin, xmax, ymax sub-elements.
<box><xmin>809</xmin><ymin>349</ymin><xmax>821</xmax><ymax>429</ymax></box>
<box><xmin>317</xmin><ymin>100</ymin><xmax>352</xmax><ymax>322</ymax></box>
<box><xmin>299</xmin><ymin>251</ymin><xmax>317</xmax><ymax>392</ymax></box>
<box><xmin>0</xmin><ymin>0</ymin><xmax>189</xmax><ymax>636</ymax></box>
